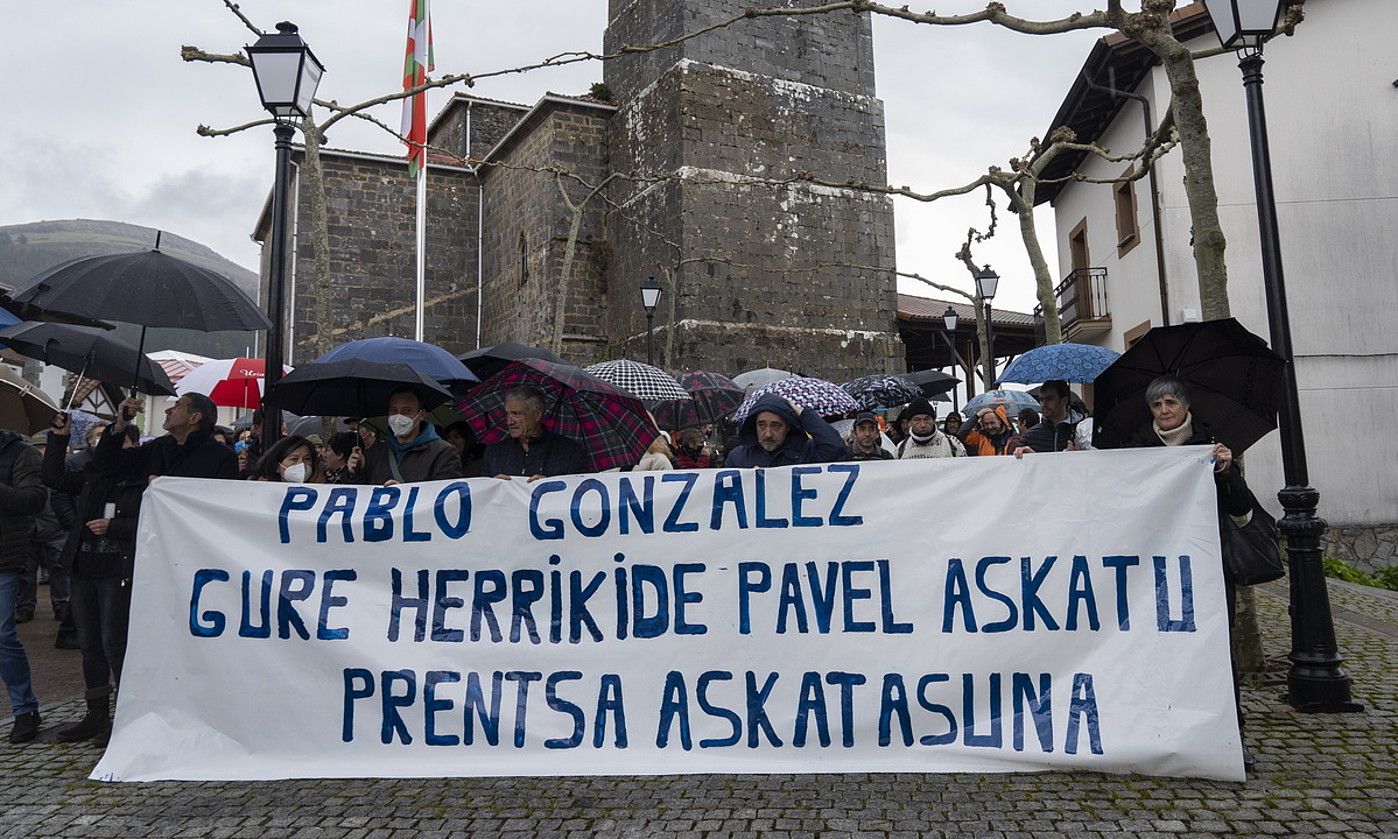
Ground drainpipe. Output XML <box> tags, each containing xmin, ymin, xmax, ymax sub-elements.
<box><xmin>286</xmin><ymin>161</ymin><xmax>301</xmax><ymax>363</ymax></box>
<box><xmin>467</xmin><ymin>100</ymin><xmax>485</xmax><ymax>349</ymax></box>
<box><xmin>1083</xmin><ymin>67</ymin><xmax>1171</xmax><ymax>327</ymax></box>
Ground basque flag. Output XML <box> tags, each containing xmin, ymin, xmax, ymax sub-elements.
<box><xmin>401</xmin><ymin>0</ymin><xmax>434</xmax><ymax>177</ymax></box>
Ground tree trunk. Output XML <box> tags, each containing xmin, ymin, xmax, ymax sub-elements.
<box><xmin>975</xmin><ymin>299</ymin><xmax>993</xmax><ymax>389</ymax></box>
<box><xmin>300</xmin><ymin>118</ymin><xmax>336</xmax><ymax>358</ymax></box>
<box><xmin>1137</xmin><ymin>30</ymin><xmax>1230</xmax><ymax>319</ymax></box>
<box><xmin>1012</xmin><ymin>192</ymin><xmax>1062</xmax><ymax>345</ymax></box>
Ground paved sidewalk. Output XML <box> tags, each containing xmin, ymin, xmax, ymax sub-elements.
<box><xmin>1</xmin><ymin>580</ymin><xmax>1394</xmax><ymax>839</ymax></box>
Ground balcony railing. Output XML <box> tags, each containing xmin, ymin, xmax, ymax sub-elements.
<box><xmin>1034</xmin><ymin>267</ymin><xmax>1109</xmax><ymax>336</ymax></box>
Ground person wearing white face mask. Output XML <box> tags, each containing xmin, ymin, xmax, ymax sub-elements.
<box><xmin>357</xmin><ymin>388</ymin><xmax>463</xmax><ymax>486</ymax></box>
<box><xmin>249</xmin><ymin>435</ymin><xmax>321</xmax><ymax>484</ymax></box>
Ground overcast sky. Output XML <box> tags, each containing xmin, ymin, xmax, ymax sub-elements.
<box><xmin>0</xmin><ymin>1</ymin><xmax>1104</xmax><ymax>316</ymax></box>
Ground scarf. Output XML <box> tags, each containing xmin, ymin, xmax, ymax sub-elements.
<box><xmin>1153</xmin><ymin>412</ymin><xmax>1194</xmax><ymax>447</ymax></box>
<box><xmin>386</xmin><ymin>423</ymin><xmax>441</xmax><ymax>463</ymax></box>
<box><xmin>908</xmin><ymin>430</ymin><xmax>939</xmax><ymax>446</ymax></box>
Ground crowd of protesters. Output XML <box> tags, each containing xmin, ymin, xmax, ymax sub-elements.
<box><xmin>2</xmin><ymin>374</ymin><xmax>1250</xmax><ymax>767</ymax></box>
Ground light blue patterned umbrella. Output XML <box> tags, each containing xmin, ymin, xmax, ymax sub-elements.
<box><xmin>962</xmin><ymin>389</ymin><xmax>1041</xmax><ymax>418</ymax></box>
<box><xmin>996</xmin><ymin>343</ymin><xmax>1120</xmax><ymax>385</ymax></box>
<box><xmin>733</xmin><ymin>376</ymin><xmax>859</xmax><ymax>422</ymax></box>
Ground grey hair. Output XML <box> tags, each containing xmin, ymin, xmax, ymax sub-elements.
<box><xmin>503</xmin><ymin>385</ymin><xmax>547</xmax><ymax>414</ymax></box>
<box><xmin>1144</xmin><ymin>376</ymin><xmax>1190</xmax><ymax>408</ymax></box>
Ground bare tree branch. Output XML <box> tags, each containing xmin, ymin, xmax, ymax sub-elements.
<box><xmin>221</xmin><ymin>0</ymin><xmax>263</xmax><ymax>37</ymax></box>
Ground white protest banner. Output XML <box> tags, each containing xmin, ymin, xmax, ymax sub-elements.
<box><xmin>93</xmin><ymin>446</ymin><xmax>1243</xmax><ymax>782</ymax></box>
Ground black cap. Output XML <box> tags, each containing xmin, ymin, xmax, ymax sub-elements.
<box><xmin>853</xmin><ymin>411</ymin><xmax>879</xmax><ymax>427</ymax></box>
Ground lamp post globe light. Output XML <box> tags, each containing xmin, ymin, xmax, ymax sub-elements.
<box><xmin>941</xmin><ymin>305</ymin><xmax>960</xmax><ymax>410</ymax></box>
<box><xmin>1201</xmin><ymin>0</ymin><xmax>1361</xmax><ymax>712</ymax></box>
<box><xmin>640</xmin><ymin>276</ymin><xmax>663</xmax><ymax>367</ymax></box>
<box><xmin>974</xmin><ymin>265</ymin><xmax>999</xmax><ymax>388</ymax></box>
<box><xmin>246</xmin><ymin>22</ymin><xmax>324</xmax><ymax>449</ymax></box>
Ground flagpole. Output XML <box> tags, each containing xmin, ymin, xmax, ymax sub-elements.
<box><xmin>415</xmin><ymin>161</ymin><xmax>426</xmax><ymax>341</ymax></box>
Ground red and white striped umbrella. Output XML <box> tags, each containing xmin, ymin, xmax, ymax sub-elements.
<box><xmin>175</xmin><ymin>357</ymin><xmax>292</xmax><ymax>409</ymax></box>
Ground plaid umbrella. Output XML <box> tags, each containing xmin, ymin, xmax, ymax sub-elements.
<box><xmin>584</xmin><ymin>359</ymin><xmax>688</xmax><ymax>402</ymax></box>
<box><xmin>652</xmin><ymin>370</ymin><xmax>745</xmax><ymax>429</ymax></box>
<box><xmin>840</xmin><ymin>374</ymin><xmax>922</xmax><ymax>411</ymax></box>
<box><xmin>457</xmin><ymin>359</ymin><xmax>657</xmax><ymax>472</ymax></box>
<box><xmin>996</xmin><ymin>343</ymin><xmax>1121</xmax><ymax>385</ymax></box>
<box><xmin>732</xmin><ymin>376</ymin><xmax>859</xmax><ymax>422</ymax></box>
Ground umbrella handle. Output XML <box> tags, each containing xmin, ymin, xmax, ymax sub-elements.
<box><xmin>63</xmin><ymin>356</ymin><xmax>91</xmax><ymax>413</ymax></box>
<box><xmin>130</xmin><ymin>325</ymin><xmax>147</xmax><ymax>399</ymax></box>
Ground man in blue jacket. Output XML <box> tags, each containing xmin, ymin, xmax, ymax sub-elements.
<box><xmin>724</xmin><ymin>394</ymin><xmax>847</xmax><ymax>468</ymax></box>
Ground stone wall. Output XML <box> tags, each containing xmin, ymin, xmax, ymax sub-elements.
<box><xmin>603</xmin><ymin>0</ymin><xmax>901</xmax><ymax>380</ymax></box>
<box><xmin>259</xmin><ymin>150</ymin><xmax>479</xmax><ymax>363</ymax></box>
<box><xmin>428</xmin><ymin>96</ymin><xmax>531</xmax><ymax>163</ymax></box>
<box><xmin>479</xmin><ymin>104</ymin><xmax>612</xmax><ymax>363</ymax></box>
<box><xmin>1323</xmin><ymin>525</ymin><xmax>1398</xmax><ymax>574</ymax></box>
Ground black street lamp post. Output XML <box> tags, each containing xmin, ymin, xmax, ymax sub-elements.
<box><xmin>641</xmin><ymin>276</ymin><xmax>662</xmax><ymax>367</ymax></box>
<box><xmin>942</xmin><ymin>305</ymin><xmax>960</xmax><ymax>411</ymax></box>
<box><xmin>246</xmin><ymin>22</ymin><xmax>324</xmax><ymax>450</ymax></box>
<box><xmin>975</xmin><ymin>265</ymin><xmax>999</xmax><ymax>389</ymax></box>
<box><xmin>1202</xmin><ymin>0</ymin><xmax>1360</xmax><ymax>711</ymax></box>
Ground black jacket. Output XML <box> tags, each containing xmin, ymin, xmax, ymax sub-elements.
<box><xmin>483</xmin><ymin>428</ymin><xmax>589</xmax><ymax>478</ymax></box>
<box><xmin>846</xmin><ymin>444</ymin><xmax>893</xmax><ymax>461</ymax></box>
<box><xmin>43</xmin><ymin>431</ymin><xmax>145</xmax><ymax>579</ymax></box>
<box><xmin>1128</xmin><ymin>420</ymin><xmax>1254</xmax><ymax>520</ymax></box>
<box><xmin>0</xmin><ymin>432</ymin><xmax>46</xmax><ymax>574</ymax></box>
<box><xmin>1018</xmin><ymin>409</ymin><xmax>1085</xmax><ymax>453</ymax></box>
<box><xmin>724</xmin><ymin>396</ymin><xmax>847</xmax><ymax>468</ymax></box>
<box><xmin>96</xmin><ymin>425</ymin><xmax>238</xmax><ymax>481</ymax></box>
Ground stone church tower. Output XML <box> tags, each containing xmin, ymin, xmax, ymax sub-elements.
<box><xmin>602</xmin><ymin>0</ymin><xmax>903</xmax><ymax>377</ymax></box>
<box><xmin>256</xmin><ymin>2</ymin><xmax>905</xmax><ymax>380</ymax></box>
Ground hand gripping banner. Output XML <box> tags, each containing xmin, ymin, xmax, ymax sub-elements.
<box><xmin>93</xmin><ymin>447</ymin><xmax>1244</xmax><ymax>781</ymax></box>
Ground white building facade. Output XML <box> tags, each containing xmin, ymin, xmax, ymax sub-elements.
<box><xmin>1039</xmin><ymin>0</ymin><xmax>1398</xmax><ymax>570</ymax></box>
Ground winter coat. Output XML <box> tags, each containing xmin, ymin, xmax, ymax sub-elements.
<box><xmin>363</xmin><ymin>425</ymin><xmax>464</xmax><ymax>484</ymax></box>
<box><xmin>962</xmin><ymin>405</ymin><xmax>1016</xmax><ymax>456</ymax></box>
<box><xmin>96</xmin><ymin>425</ymin><xmax>239</xmax><ymax>480</ymax></box>
<box><xmin>482</xmin><ymin>428</ymin><xmax>589</xmax><ymax>478</ymax></box>
<box><xmin>672</xmin><ymin>449</ymin><xmax>714</xmax><ymax>469</ymax></box>
<box><xmin>43</xmin><ymin>431</ymin><xmax>145</xmax><ymax>579</ymax></box>
<box><xmin>0</xmin><ymin>432</ymin><xmax>46</xmax><ymax>574</ymax></box>
<box><xmin>724</xmin><ymin>395</ymin><xmax>847</xmax><ymax>468</ymax></box>
<box><xmin>634</xmin><ymin>451</ymin><xmax>674</xmax><ymax>471</ymax></box>
<box><xmin>1017</xmin><ymin>408</ymin><xmax>1086</xmax><ymax>453</ymax></box>
<box><xmin>847</xmin><ymin>444</ymin><xmax>893</xmax><ymax>462</ymax></box>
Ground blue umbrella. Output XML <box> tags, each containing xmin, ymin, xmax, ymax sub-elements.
<box><xmin>315</xmin><ymin>337</ymin><xmax>478</xmax><ymax>393</ymax></box>
<box><xmin>963</xmin><ymin>389</ymin><xmax>1041</xmax><ymax>418</ymax></box>
<box><xmin>996</xmin><ymin>343</ymin><xmax>1120</xmax><ymax>385</ymax></box>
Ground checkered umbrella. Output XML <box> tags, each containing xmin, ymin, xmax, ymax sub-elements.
<box><xmin>840</xmin><ymin>374</ymin><xmax>922</xmax><ymax>411</ymax></box>
<box><xmin>457</xmin><ymin>359</ymin><xmax>658</xmax><ymax>472</ymax></box>
<box><xmin>583</xmin><ymin>359</ymin><xmax>689</xmax><ymax>402</ymax></box>
<box><xmin>732</xmin><ymin>376</ymin><xmax>860</xmax><ymax>422</ymax></box>
<box><xmin>652</xmin><ymin>370</ymin><xmax>745</xmax><ymax>429</ymax></box>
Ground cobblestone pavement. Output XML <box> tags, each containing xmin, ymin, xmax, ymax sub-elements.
<box><xmin>1</xmin><ymin>580</ymin><xmax>1394</xmax><ymax>839</ymax></box>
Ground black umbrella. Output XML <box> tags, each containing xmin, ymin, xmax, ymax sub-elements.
<box><xmin>458</xmin><ymin>341</ymin><xmax>564</xmax><ymax>380</ymax></box>
<box><xmin>902</xmin><ymin>368</ymin><xmax>960</xmax><ymax>397</ymax></box>
<box><xmin>0</xmin><ymin>322</ymin><xmax>176</xmax><ymax>398</ymax></box>
<box><xmin>1092</xmin><ymin>318</ymin><xmax>1284</xmax><ymax>453</ymax></box>
<box><xmin>261</xmin><ymin>358</ymin><xmax>453</xmax><ymax>418</ymax></box>
<box><xmin>7</xmin><ymin>237</ymin><xmax>272</xmax><ymax>392</ymax></box>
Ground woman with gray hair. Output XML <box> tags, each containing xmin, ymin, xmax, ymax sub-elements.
<box><xmin>1128</xmin><ymin>374</ymin><xmax>1257</xmax><ymax>768</ymax></box>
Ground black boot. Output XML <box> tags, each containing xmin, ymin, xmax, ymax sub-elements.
<box><xmin>54</xmin><ymin>610</ymin><xmax>80</xmax><ymax>650</ymax></box>
<box><xmin>56</xmin><ymin>689</ymin><xmax>111</xmax><ymax>743</ymax></box>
